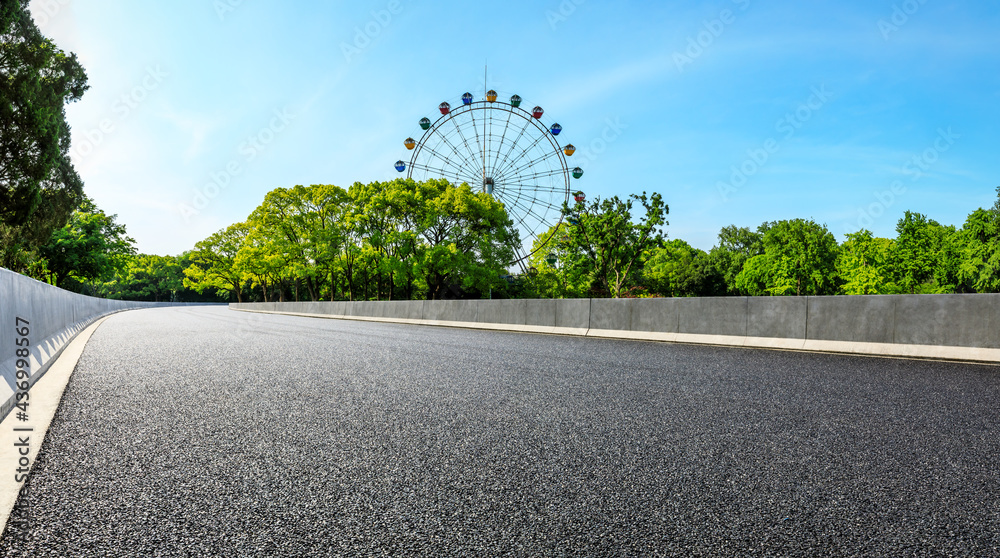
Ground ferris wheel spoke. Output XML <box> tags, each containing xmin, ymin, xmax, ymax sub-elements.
<box><xmin>429</xmin><ymin>122</ymin><xmax>483</xmax><ymax>180</ymax></box>
<box><xmin>417</xmin><ymin>141</ymin><xmax>481</xmax><ymax>182</ymax></box>
<box><xmin>458</xmin><ymin>110</ymin><xmax>486</xmax><ymax>182</ymax></box>
<box><xmin>493</xmin><ymin>150</ymin><xmax>563</xmax><ymax>184</ymax></box>
<box><xmin>490</xmin><ymin>116</ymin><xmax>533</xmax><ymax>181</ymax></box>
<box><xmin>493</xmin><ymin>132</ymin><xmax>551</xmax><ymax>180</ymax></box>
<box><xmin>494</xmin><ymin>196</ymin><xmax>543</xmax><ymax>244</ymax></box>
<box><xmin>486</xmin><ymin>106</ymin><xmax>516</xmax><ymax>181</ymax></box>
<box><xmin>486</xmin><ymin>107</ymin><xmax>497</xmax><ymax>178</ymax></box>
<box><xmin>506</xmin><ymin>188</ymin><xmax>564</xmax><ymax>211</ymax></box>
<box><xmin>511</xmin><ymin>245</ymin><xmax>530</xmax><ymax>266</ymax></box>
<box><xmin>495</xmin><ymin>190</ymin><xmax>560</xmax><ymax>236</ymax></box>
<box><xmin>498</xmin><ymin>178</ymin><xmax>565</xmax><ymax>203</ymax></box>
<box><xmin>409</xmin><ymin>162</ymin><xmax>480</xmax><ymax>186</ymax></box>
<box><xmin>451</xmin><ymin>124</ymin><xmax>480</xmax><ymax>177</ymax></box>
<box><xmin>497</xmin><ymin>167</ymin><xmax>571</xmax><ymax>187</ymax></box>
<box><xmin>499</xmin><ymin>192</ymin><xmax>563</xmax><ymax>221</ymax></box>
<box><xmin>498</xmin><ymin>178</ymin><xmax>567</xmax><ymax>195</ymax></box>
<box><xmin>468</xmin><ymin>109</ymin><xmax>487</xmax><ymax>181</ymax></box>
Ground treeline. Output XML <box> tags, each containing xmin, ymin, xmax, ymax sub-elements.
<box><xmin>9</xmin><ymin>194</ymin><xmax>222</xmax><ymax>302</ymax></box>
<box><xmin>182</xmin><ymin>179</ymin><xmax>519</xmax><ymax>302</ymax></box>
<box><xmin>12</xmin><ymin>179</ymin><xmax>1000</xmax><ymax>302</ymax></box>
<box><xmin>528</xmin><ymin>188</ymin><xmax>1000</xmax><ymax>299</ymax></box>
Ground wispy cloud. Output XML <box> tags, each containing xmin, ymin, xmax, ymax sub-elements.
<box><xmin>550</xmin><ymin>54</ymin><xmax>675</xmax><ymax>113</ymax></box>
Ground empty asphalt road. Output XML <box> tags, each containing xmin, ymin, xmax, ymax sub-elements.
<box><xmin>3</xmin><ymin>306</ymin><xmax>999</xmax><ymax>556</ymax></box>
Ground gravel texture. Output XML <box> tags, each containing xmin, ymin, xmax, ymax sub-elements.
<box><xmin>3</xmin><ymin>306</ymin><xmax>1000</xmax><ymax>556</ymax></box>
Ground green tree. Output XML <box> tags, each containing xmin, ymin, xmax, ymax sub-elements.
<box><xmin>100</xmin><ymin>254</ymin><xmax>183</xmax><ymax>301</ymax></box>
<box><xmin>0</xmin><ymin>0</ymin><xmax>88</xmax><ymax>269</ymax></box>
<box><xmin>888</xmin><ymin>211</ymin><xmax>960</xmax><ymax>294</ymax></box>
<box><xmin>559</xmin><ymin>192</ymin><xmax>668</xmax><ymax>298</ymax></box>
<box><xmin>674</xmin><ymin>250</ymin><xmax>727</xmax><ymax>297</ymax></box>
<box><xmin>183</xmin><ymin>222</ymin><xmax>250</xmax><ymax>302</ymax></box>
<box><xmin>956</xmin><ymin>190</ymin><xmax>1000</xmax><ymax>293</ymax></box>
<box><xmin>350</xmin><ymin>179</ymin><xmax>421</xmax><ymax>300</ymax></box>
<box><xmin>836</xmin><ymin>230</ymin><xmax>893</xmax><ymax>295</ymax></box>
<box><xmin>734</xmin><ymin>219</ymin><xmax>838</xmax><ymax>296</ymax></box>
<box><xmin>248</xmin><ymin>184</ymin><xmax>348</xmax><ymax>301</ymax></box>
<box><xmin>708</xmin><ymin>224</ymin><xmax>767</xmax><ymax>295</ymax></box>
<box><xmin>234</xmin><ymin>235</ymin><xmax>287</xmax><ymax>302</ymax></box>
<box><xmin>890</xmin><ymin>211</ymin><xmax>936</xmax><ymax>293</ymax></box>
<box><xmin>643</xmin><ymin>239</ymin><xmax>725</xmax><ymax>297</ymax></box>
<box><xmin>38</xmin><ymin>196</ymin><xmax>136</xmax><ymax>291</ymax></box>
<box><xmin>528</xmin><ymin>224</ymin><xmax>591</xmax><ymax>299</ymax></box>
<box><xmin>932</xmin><ymin>224</ymin><xmax>963</xmax><ymax>293</ymax></box>
<box><xmin>410</xmin><ymin>179</ymin><xmax>516</xmax><ymax>300</ymax></box>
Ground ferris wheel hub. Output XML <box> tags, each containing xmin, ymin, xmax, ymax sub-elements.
<box><xmin>483</xmin><ymin>177</ymin><xmax>495</xmax><ymax>195</ymax></box>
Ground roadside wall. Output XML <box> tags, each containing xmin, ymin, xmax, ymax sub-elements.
<box><xmin>231</xmin><ymin>295</ymin><xmax>1000</xmax><ymax>363</ymax></box>
<box><xmin>0</xmin><ymin>268</ymin><xmax>176</xmax><ymax>420</ymax></box>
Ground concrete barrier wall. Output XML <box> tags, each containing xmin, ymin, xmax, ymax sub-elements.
<box><xmin>230</xmin><ymin>294</ymin><xmax>1000</xmax><ymax>362</ymax></box>
<box><xmin>0</xmin><ymin>268</ymin><xmax>180</xmax><ymax>420</ymax></box>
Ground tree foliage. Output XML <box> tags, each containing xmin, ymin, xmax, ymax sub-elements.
<box><xmin>179</xmin><ymin>180</ymin><xmax>517</xmax><ymax>303</ymax></box>
<box><xmin>888</xmin><ymin>211</ymin><xmax>962</xmax><ymax>294</ymax></box>
<box><xmin>38</xmin><ymin>196</ymin><xmax>135</xmax><ymax>290</ymax></box>
<box><xmin>99</xmin><ymin>254</ymin><xmax>183</xmax><ymax>301</ymax></box>
<box><xmin>11</xmin><ymin>160</ymin><xmax>1000</xmax><ymax>303</ymax></box>
<box><xmin>708</xmin><ymin>224</ymin><xmax>766</xmax><ymax>295</ymax></box>
<box><xmin>957</xmin><ymin>201</ymin><xmax>1000</xmax><ymax>292</ymax></box>
<box><xmin>0</xmin><ymin>0</ymin><xmax>88</xmax><ymax>271</ymax></box>
<box><xmin>836</xmin><ymin>230</ymin><xmax>893</xmax><ymax>295</ymax></box>
<box><xmin>734</xmin><ymin>219</ymin><xmax>839</xmax><ymax>296</ymax></box>
<box><xmin>643</xmin><ymin>240</ymin><xmax>725</xmax><ymax>297</ymax></box>
<box><xmin>556</xmin><ymin>192</ymin><xmax>668</xmax><ymax>298</ymax></box>
<box><xmin>183</xmin><ymin>222</ymin><xmax>250</xmax><ymax>302</ymax></box>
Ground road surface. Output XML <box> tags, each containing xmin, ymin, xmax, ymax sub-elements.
<box><xmin>2</xmin><ymin>306</ymin><xmax>999</xmax><ymax>556</ymax></box>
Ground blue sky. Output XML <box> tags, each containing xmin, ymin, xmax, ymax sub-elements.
<box><xmin>30</xmin><ymin>0</ymin><xmax>1000</xmax><ymax>256</ymax></box>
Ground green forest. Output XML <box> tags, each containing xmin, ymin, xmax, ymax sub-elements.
<box><xmin>8</xmin><ymin>177</ymin><xmax>1000</xmax><ymax>303</ymax></box>
<box><xmin>3</xmin><ymin>1</ymin><xmax>1000</xmax><ymax>303</ymax></box>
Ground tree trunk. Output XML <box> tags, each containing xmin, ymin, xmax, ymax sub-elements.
<box><xmin>307</xmin><ymin>277</ymin><xmax>318</xmax><ymax>301</ymax></box>
<box><xmin>345</xmin><ymin>258</ymin><xmax>355</xmax><ymax>301</ymax></box>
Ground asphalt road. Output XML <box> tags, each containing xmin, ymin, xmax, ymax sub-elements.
<box><xmin>2</xmin><ymin>306</ymin><xmax>999</xmax><ymax>556</ymax></box>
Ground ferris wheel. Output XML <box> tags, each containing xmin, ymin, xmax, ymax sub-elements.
<box><xmin>394</xmin><ymin>89</ymin><xmax>583</xmax><ymax>265</ymax></box>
